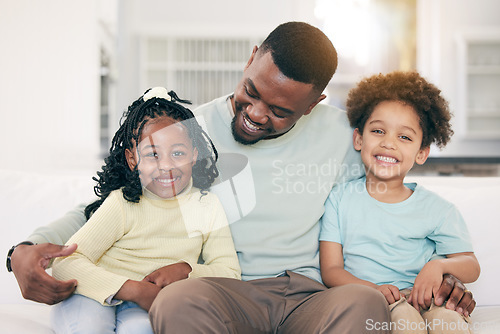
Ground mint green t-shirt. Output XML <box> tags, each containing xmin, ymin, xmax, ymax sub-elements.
<box><xmin>194</xmin><ymin>95</ymin><xmax>363</xmax><ymax>282</ymax></box>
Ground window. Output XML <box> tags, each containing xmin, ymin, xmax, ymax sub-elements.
<box><xmin>140</xmin><ymin>37</ymin><xmax>262</xmax><ymax>108</ymax></box>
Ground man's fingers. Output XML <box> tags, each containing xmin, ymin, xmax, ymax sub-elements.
<box><xmin>456</xmin><ymin>289</ymin><xmax>475</xmax><ymax>316</ymax></box>
<box><xmin>445</xmin><ymin>284</ymin><xmax>465</xmax><ymax>310</ymax></box>
<box><xmin>464</xmin><ymin>298</ymin><xmax>476</xmax><ymax>316</ymax></box>
<box><xmin>22</xmin><ymin>267</ymin><xmax>77</xmax><ymax>304</ymax></box>
<box><xmin>435</xmin><ymin>274</ymin><xmax>458</xmax><ymax>306</ymax></box>
<box><xmin>43</xmin><ymin>243</ymin><xmax>77</xmax><ymax>259</ymax></box>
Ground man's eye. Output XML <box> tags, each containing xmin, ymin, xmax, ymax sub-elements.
<box><xmin>271</xmin><ymin>109</ymin><xmax>286</xmax><ymax>119</ymax></box>
<box><xmin>245</xmin><ymin>87</ymin><xmax>258</xmax><ymax>99</ymax></box>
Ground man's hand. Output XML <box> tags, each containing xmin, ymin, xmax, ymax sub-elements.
<box><xmin>143</xmin><ymin>262</ymin><xmax>191</xmax><ymax>288</ymax></box>
<box><xmin>434</xmin><ymin>274</ymin><xmax>476</xmax><ymax>316</ymax></box>
<box><xmin>10</xmin><ymin>243</ymin><xmax>78</xmax><ymax>305</ymax></box>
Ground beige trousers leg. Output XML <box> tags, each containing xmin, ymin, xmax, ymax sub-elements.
<box><xmin>149</xmin><ymin>271</ymin><xmax>390</xmax><ymax>334</ymax></box>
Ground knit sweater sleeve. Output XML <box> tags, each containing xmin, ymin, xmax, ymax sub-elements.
<box><xmin>51</xmin><ymin>191</ymin><xmax>130</xmax><ymax>305</ymax></box>
<box><xmin>186</xmin><ymin>194</ymin><xmax>241</xmax><ymax>279</ymax></box>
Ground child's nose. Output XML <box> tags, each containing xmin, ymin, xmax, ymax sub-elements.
<box><xmin>381</xmin><ymin>137</ymin><xmax>397</xmax><ymax>149</ymax></box>
<box><xmin>157</xmin><ymin>156</ymin><xmax>174</xmax><ymax>171</ymax></box>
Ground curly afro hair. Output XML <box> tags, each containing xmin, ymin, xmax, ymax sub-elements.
<box><xmin>346</xmin><ymin>71</ymin><xmax>453</xmax><ymax>149</ymax></box>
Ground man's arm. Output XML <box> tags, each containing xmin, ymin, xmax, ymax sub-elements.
<box><xmin>7</xmin><ymin>203</ymin><xmax>87</xmax><ymax>304</ymax></box>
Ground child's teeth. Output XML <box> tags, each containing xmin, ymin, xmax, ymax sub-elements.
<box><xmin>377</xmin><ymin>156</ymin><xmax>397</xmax><ymax>163</ymax></box>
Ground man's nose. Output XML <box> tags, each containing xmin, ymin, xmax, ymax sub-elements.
<box><xmin>246</xmin><ymin>101</ymin><xmax>270</xmax><ymax>125</ymax></box>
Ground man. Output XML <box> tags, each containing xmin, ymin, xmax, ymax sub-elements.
<box><xmin>9</xmin><ymin>22</ymin><xmax>475</xmax><ymax>333</ymax></box>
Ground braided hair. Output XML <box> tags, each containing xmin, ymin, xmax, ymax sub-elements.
<box><xmin>84</xmin><ymin>89</ymin><xmax>219</xmax><ymax>219</ymax></box>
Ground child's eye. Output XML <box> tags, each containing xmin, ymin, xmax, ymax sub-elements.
<box><xmin>400</xmin><ymin>135</ymin><xmax>412</xmax><ymax>141</ymax></box>
<box><xmin>172</xmin><ymin>151</ymin><xmax>186</xmax><ymax>157</ymax></box>
<box><xmin>372</xmin><ymin>129</ymin><xmax>384</xmax><ymax>134</ymax></box>
<box><xmin>144</xmin><ymin>152</ymin><xmax>158</xmax><ymax>158</ymax></box>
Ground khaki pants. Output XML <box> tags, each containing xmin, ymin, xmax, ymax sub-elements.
<box><xmin>390</xmin><ymin>290</ymin><xmax>472</xmax><ymax>334</ymax></box>
<box><xmin>149</xmin><ymin>271</ymin><xmax>390</xmax><ymax>334</ymax></box>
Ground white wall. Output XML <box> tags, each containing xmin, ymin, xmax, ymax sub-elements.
<box><xmin>417</xmin><ymin>0</ymin><xmax>500</xmax><ymax>157</ymax></box>
<box><xmin>0</xmin><ymin>0</ymin><xmax>103</xmax><ymax>173</ymax></box>
<box><xmin>1</xmin><ymin>0</ymin><xmax>498</xmax><ymax>175</ymax></box>
<box><xmin>115</xmin><ymin>0</ymin><xmax>320</xmax><ymax>118</ymax></box>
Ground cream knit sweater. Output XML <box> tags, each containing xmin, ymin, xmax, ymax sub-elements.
<box><xmin>52</xmin><ymin>181</ymin><xmax>240</xmax><ymax>305</ymax></box>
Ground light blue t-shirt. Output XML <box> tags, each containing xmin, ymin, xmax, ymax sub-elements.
<box><xmin>319</xmin><ymin>177</ymin><xmax>473</xmax><ymax>290</ymax></box>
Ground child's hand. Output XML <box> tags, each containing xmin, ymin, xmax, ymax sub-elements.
<box><xmin>376</xmin><ymin>284</ymin><xmax>402</xmax><ymax>304</ymax></box>
<box><xmin>143</xmin><ymin>262</ymin><xmax>192</xmax><ymax>288</ymax></box>
<box><xmin>116</xmin><ymin>280</ymin><xmax>161</xmax><ymax>311</ymax></box>
<box><xmin>408</xmin><ymin>260</ymin><xmax>443</xmax><ymax>311</ymax></box>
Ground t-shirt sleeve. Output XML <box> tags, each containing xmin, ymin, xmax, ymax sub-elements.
<box><xmin>428</xmin><ymin>204</ymin><xmax>473</xmax><ymax>255</ymax></box>
<box><xmin>27</xmin><ymin>203</ymin><xmax>88</xmax><ymax>245</ymax></box>
<box><xmin>319</xmin><ymin>184</ymin><xmax>344</xmax><ymax>244</ymax></box>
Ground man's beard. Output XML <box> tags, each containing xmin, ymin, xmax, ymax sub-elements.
<box><xmin>230</xmin><ymin>116</ymin><xmax>261</xmax><ymax>146</ymax></box>
<box><xmin>230</xmin><ymin>100</ymin><xmax>265</xmax><ymax>145</ymax></box>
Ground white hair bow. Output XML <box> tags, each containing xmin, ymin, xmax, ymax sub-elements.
<box><xmin>143</xmin><ymin>87</ymin><xmax>169</xmax><ymax>102</ymax></box>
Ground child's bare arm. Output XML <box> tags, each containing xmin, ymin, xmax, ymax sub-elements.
<box><xmin>319</xmin><ymin>241</ymin><xmax>373</xmax><ymax>287</ymax></box>
<box><xmin>410</xmin><ymin>252</ymin><xmax>480</xmax><ymax>311</ymax></box>
<box><xmin>320</xmin><ymin>241</ymin><xmax>402</xmax><ymax>304</ymax></box>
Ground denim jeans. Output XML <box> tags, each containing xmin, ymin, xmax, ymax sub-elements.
<box><xmin>51</xmin><ymin>294</ymin><xmax>153</xmax><ymax>334</ymax></box>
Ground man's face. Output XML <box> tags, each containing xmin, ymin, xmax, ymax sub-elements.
<box><xmin>231</xmin><ymin>48</ymin><xmax>325</xmax><ymax>145</ymax></box>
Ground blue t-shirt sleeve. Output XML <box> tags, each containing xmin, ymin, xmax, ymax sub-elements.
<box><xmin>319</xmin><ymin>184</ymin><xmax>344</xmax><ymax>244</ymax></box>
<box><xmin>428</xmin><ymin>204</ymin><xmax>473</xmax><ymax>255</ymax></box>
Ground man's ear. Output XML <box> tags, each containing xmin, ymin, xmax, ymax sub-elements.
<box><xmin>244</xmin><ymin>46</ymin><xmax>259</xmax><ymax>70</ymax></box>
<box><xmin>304</xmin><ymin>94</ymin><xmax>326</xmax><ymax>116</ymax></box>
<box><xmin>353</xmin><ymin>128</ymin><xmax>363</xmax><ymax>151</ymax></box>
<box><xmin>125</xmin><ymin>148</ymin><xmax>137</xmax><ymax>171</ymax></box>
<box><xmin>416</xmin><ymin>146</ymin><xmax>430</xmax><ymax>165</ymax></box>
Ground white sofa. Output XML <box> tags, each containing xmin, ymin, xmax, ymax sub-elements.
<box><xmin>1</xmin><ymin>169</ymin><xmax>499</xmax><ymax>333</ymax></box>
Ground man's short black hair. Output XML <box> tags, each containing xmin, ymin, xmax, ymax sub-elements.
<box><xmin>259</xmin><ymin>21</ymin><xmax>337</xmax><ymax>93</ymax></box>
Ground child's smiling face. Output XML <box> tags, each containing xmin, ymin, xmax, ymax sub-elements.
<box><xmin>125</xmin><ymin>116</ymin><xmax>198</xmax><ymax>199</ymax></box>
<box><xmin>354</xmin><ymin>100</ymin><xmax>430</xmax><ymax>182</ymax></box>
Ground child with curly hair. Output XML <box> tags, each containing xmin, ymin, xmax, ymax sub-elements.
<box><xmin>50</xmin><ymin>87</ymin><xmax>240</xmax><ymax>334</ymax></box>
<box><xmin>319</xmin><ymin>71</ymin><xmax>480</xmax><ymax>334</ymax></box>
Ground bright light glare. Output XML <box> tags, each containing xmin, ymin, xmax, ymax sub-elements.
<box><xmin>315</xmin><ymin>0</ymin><xmax>372</xmax><ymax>67</ymax></box>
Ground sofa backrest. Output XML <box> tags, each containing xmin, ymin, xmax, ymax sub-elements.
<box><xmin>406</xmin><ymin>176</ymin><xmax>500</xmax><ymax>307</ymax></box>
<box><xmin>1</xmin><ymin>170</ymin><xmax>499</xmax><ymax>307</ymax></box>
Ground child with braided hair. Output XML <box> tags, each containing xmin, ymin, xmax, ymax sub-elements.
<box><xmin>319</xmin><ymin>71</ymin><xmax>480</xmax><ymax>334</ymax></box>
<box><xmin>50</xmin><ymin>87</ymin><xmax>240</xmax><ymax>334</ymax></box>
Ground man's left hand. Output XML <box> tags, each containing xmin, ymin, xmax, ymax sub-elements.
<box><xmin>434</xmin><ymin>274</ymin><xmax>475</xmax><ymax>316</ymax></box>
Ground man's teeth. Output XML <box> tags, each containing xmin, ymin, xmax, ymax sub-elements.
<box><xmin>244</xmin><ymin>116</ymin><xmax>260</xmax><ymax>131</ymax></box>
<box><xmin>376</xmin><ymin>156</ymin><xmax>398</xmax><ymax>163</ymax></box>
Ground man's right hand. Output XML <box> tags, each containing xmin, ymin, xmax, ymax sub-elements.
<box><xmin>10</xmin><ymin>243</ymin><xmax>78</xmax><ymax>305</ymax></box>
